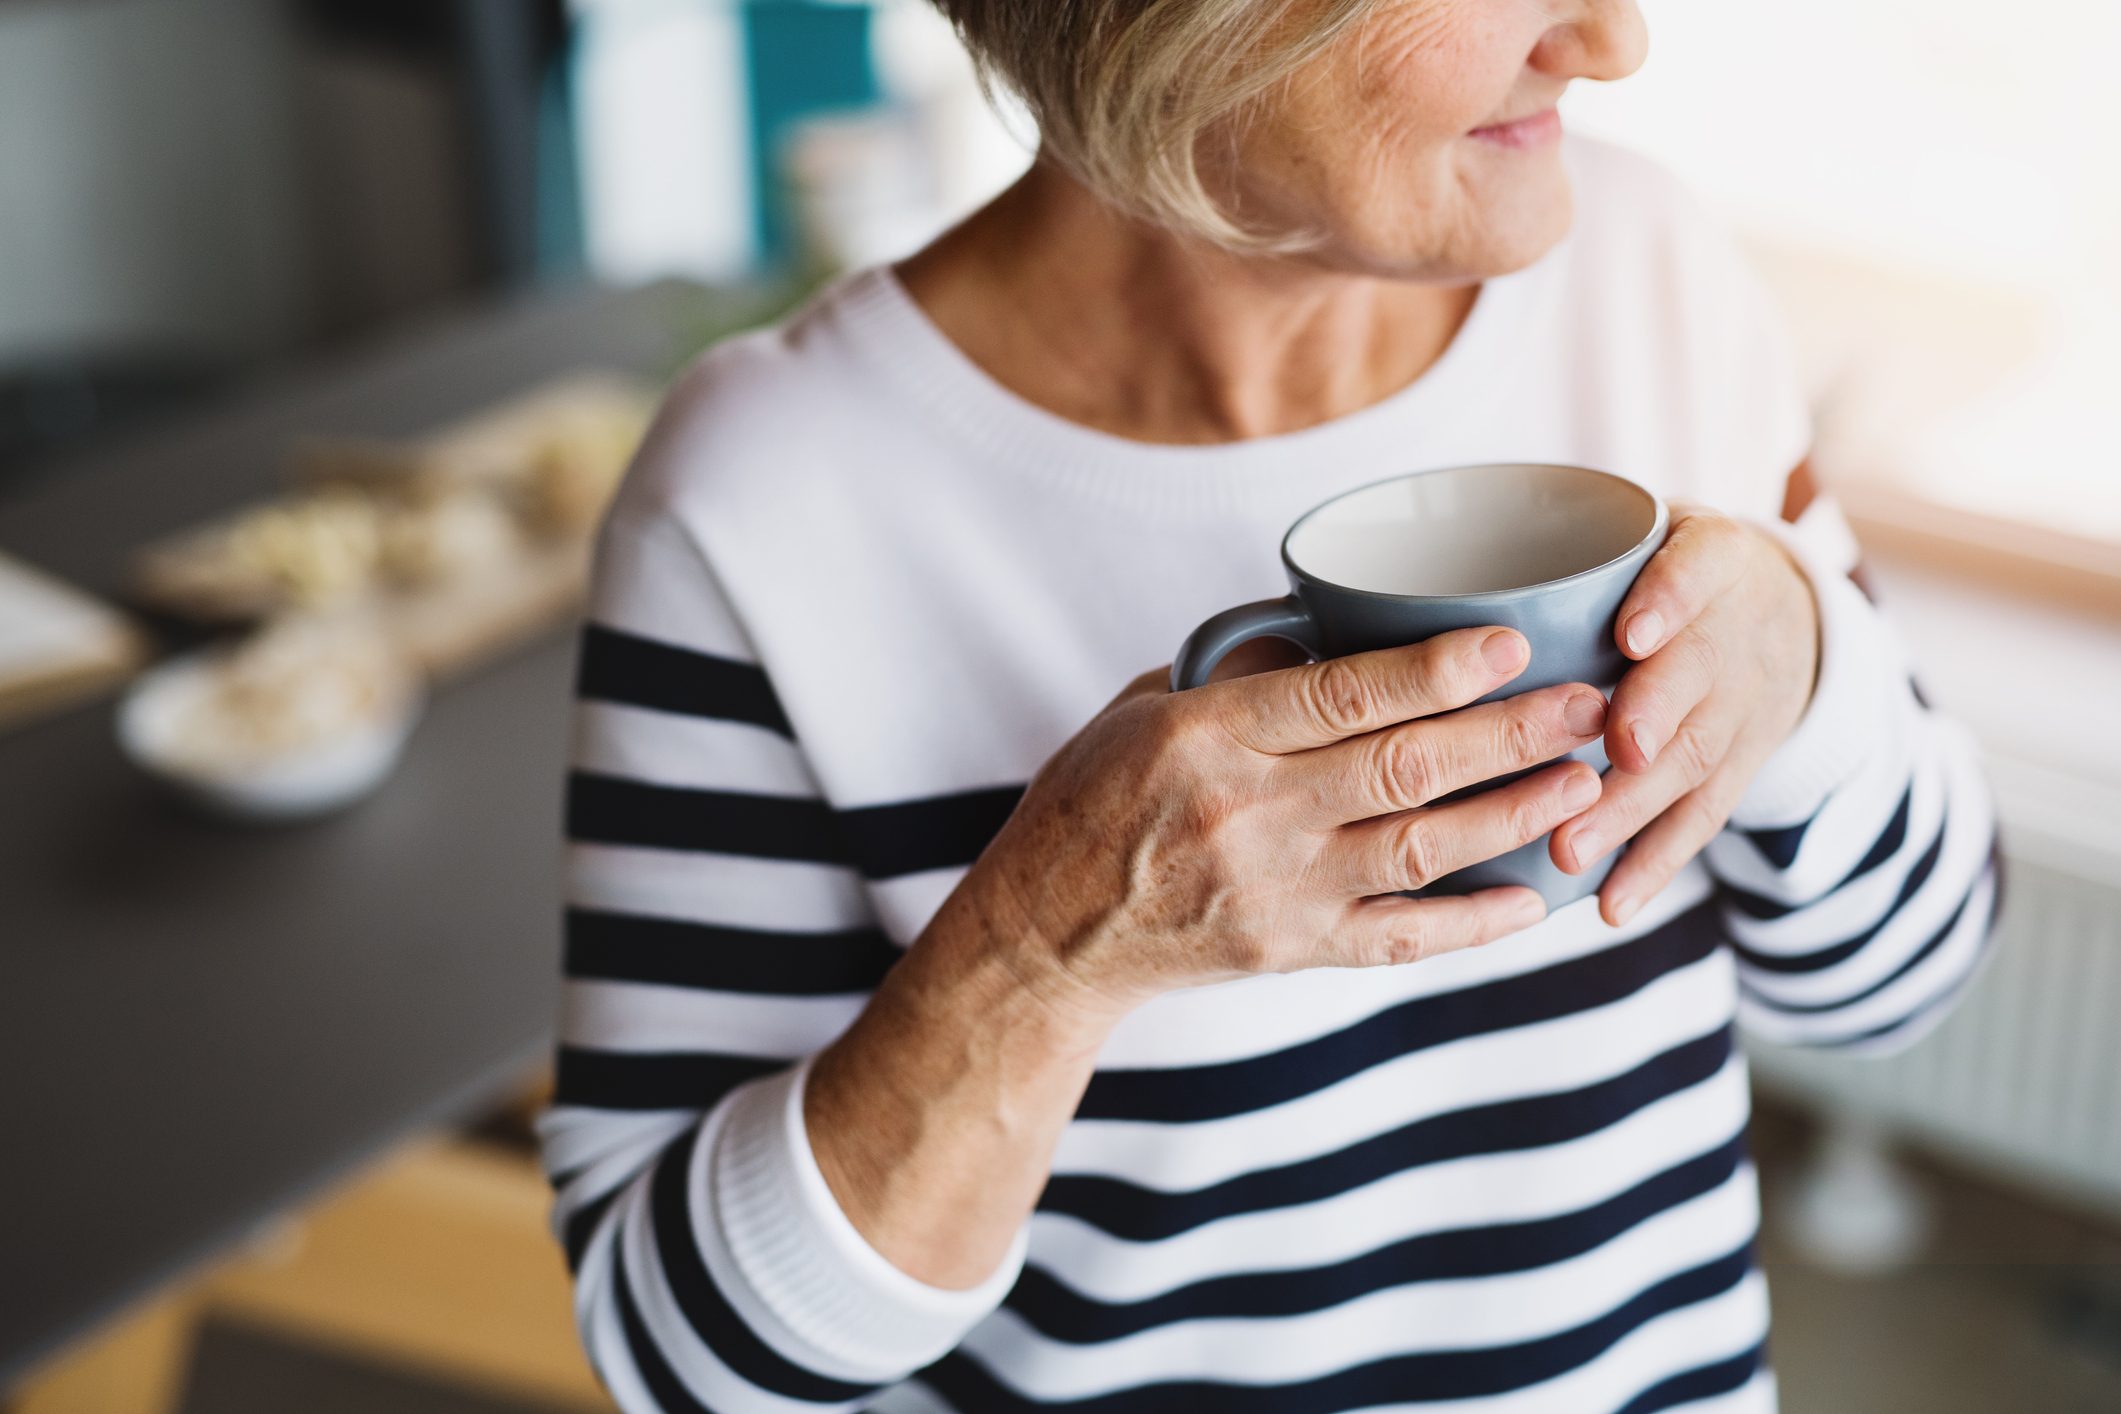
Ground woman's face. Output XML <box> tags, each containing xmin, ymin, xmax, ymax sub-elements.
<box><xmin>1212</xmin><ymin>0</ymin><xmax>1649</xmax><ymax>279</ymax></box>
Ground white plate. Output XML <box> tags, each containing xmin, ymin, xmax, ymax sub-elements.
<box><xmin>116</xmin><ymin>647</ymin><xmax>422</xmax><ymax>822</ymax></box>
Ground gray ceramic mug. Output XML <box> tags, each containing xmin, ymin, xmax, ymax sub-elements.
<box><xmin>1171</xmin><ymin>463</ymin><xmax>1669</xmax><ymax>909</ymax></box>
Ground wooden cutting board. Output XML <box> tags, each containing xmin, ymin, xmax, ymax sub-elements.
<box><xmin>0</xmin><ymin>553</ymin><xmax>147</xmax><ymax>735</ymax></box>
<box><xmin>133</xmin><ymin>371</ymin><xmax>656</xmax><ymax>681</ymax></box>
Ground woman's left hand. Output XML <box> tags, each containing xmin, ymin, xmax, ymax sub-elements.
<box><xmin>1550</xmin><ymin>505</ymin><xmax>1821</xmax><ymax>926</ymax></box>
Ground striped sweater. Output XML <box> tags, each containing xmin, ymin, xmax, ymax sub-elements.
<box><xmin>539</xmin><ymin>136</ymin><xmax>1999</xmax><ymax>1414</ymax></box>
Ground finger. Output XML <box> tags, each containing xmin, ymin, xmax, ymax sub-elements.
<box><xmin>1550</xmin><ymin>704</ymin><xmax>1740</xmax><ymax>876</ymax></box>
<box><xmin>1319</xmin><ymin>886</ymin><xmax>1551</xmax><ymax>970</ymax></box>
<box><xmin>1603</xmin><ymin>623</ymin><xmax>1720</xmax><ymax>775</ymax></box>
<box><xmin>1613</xmin><ymin>508</ymin><xmax>1749</xmax><ymax>663</ymax></box>
<box><xmin>1280</xmin><ymin>682</ymin><xmax>1606</xmax><ymax>823</ymax></box>
<box><xmin>1594</xmin><ymin>758</ymin><xmax>1755</xmax><ymax>926</ymax></box>
<box><xmin>1213</xmin><ymin>626</ymin><xmax>1532</xmax><ymax>755</ymax></box>
<box><xmin>1328</xmin><ymin>760</ymin><xmax>1602</xmax><ymax>896</ymax></box>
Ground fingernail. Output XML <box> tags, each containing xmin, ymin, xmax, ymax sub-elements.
<box><xmin>1567</xmin><ymin>827</ymin><xmax>1604</xmax><ymax>871</ymax></box>
<box><xmin>1630</xmin><ymin>720</ymin><xmax>1658</xmax><ymax>766</ymax></box>
<box><xmin>1624</xmin><ymin>611</ymin><xmax>1663</xmax><ymax>657</ymax></box>
<box><xmin>1563</xmin><ymin>692</ymin><xmax>1606</xmax><ymax>737</ymax></box>
<box><xmin>1608</xmin><ymin>892</ymin><xmax>1640</xmax><ymax>926</ymax></box>
<box><xmin>1559</xmin><ymin>769</ymin><xmax>1600</xmax><ymax>810</ymax></box>
<box><xmin>1506</xmin><ymin>891</ymin><xmax>1548</xmax><ymax>928</ymax></box>
<box><xmin>1482</xmin><ymin>630</ymin><xmax>1526</xmax><ymax>673</ymax></box>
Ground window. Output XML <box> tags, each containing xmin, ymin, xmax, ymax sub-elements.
<box><xmin>1568</xmin><ymin>1</ymin><xmax>2121</xmax><ymax>570</ymax></box>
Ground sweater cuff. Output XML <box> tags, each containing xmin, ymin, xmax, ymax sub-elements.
<box><xmin>708</xmin><ymin>1055</ymin><xmax>1028</xmax><ymax>1382</ymax></box>
<box><xmin>1727</xmin><ymin>517</ymin><xmax>1902</xmax><ymax>830</ymax></box>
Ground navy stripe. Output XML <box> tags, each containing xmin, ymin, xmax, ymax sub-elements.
<box><xmin>920</xmin><ymin>1244</ymin><xmax>1756</xmax><ymax>1413</ymax></box>
<box><xmin>563</xmin><ymin>1185</ymin><xmax>621</xmax><ymax>1273</ymax></box>
<box><xmin>1730</xmin><ymin>821</ymin><xmax>1946</xmax><ymax>976</ymax></box>
<box><xmin>1077</xmin><ymin>902</ymin><xmax>1722</xmax><ymax>1124</ymax></box>
<box><xmin>646</xmin><ymin>1129</ymin><xmax>874</xmax><ymax>1403</ymax></box>
<box><xmin>1986</xmin><ymin>835</ymin><xmax>2008</xmax><ymax>920</ymax></box>
<box><xmin>565</xmin><ymin>906</ymin><xmax>902</xmax><ymax>996</ymax></box>
<box><xmin>567</xmin><ymin>772</ymin><xmax>855</xmax><ymax>863</ymax></box>
<box><xmin>838</xmin><ymin>784</ymin><xmax>1025</xmax><ymax>879</ymax></box>
<box><xmin>1817</xmin><ymin>929</ymin><xmax>1991</xmax><ymax>1050</ymax></box>
<box><xmin>1613</xmin><ymin>1343</ymin><xmax>1765</xmax><ymax>1413</ymax></box>
<box><xmin>1014</xmin><ymin>1131</ymin><xmax>1745</xmax><ymax>1342</ymax></box>
<box><xmin>565</xmin><ymin>771</ymin><xmax>1024</xmax><ymax>880</ymax></box>
<box><xmin>555</xmin><ymin>1046</ymin><xmax>781</xmax><ymax>1111</ymax></box>
<box><xmin>1043</xmin><ymin>1028</ymin><xmax>1732</xmax><ymax>1243</ymax></box>
<box><xmin>612</xmin><ymin>1239</ymin><xmax>717</xmax><ymax>1414</ymax></box>
<box><xmin>1740</xmin><ymin>863</ymin><xmax>1988</xmax><ymax>1017</ymax></box>
<box><xmin>576</xmin><ymin>624</ymin><xmax>793</xmax><ymax>736</ymax></box>
<box><xmin>1740</xmin><ymin>818</ymin><xmax>1807</xmax><ymax>870</ymax></box>
<box><xmin>1724</xmin><ymin>784</ymin><xmax>1912</xmax><ymax>919</ymax></box>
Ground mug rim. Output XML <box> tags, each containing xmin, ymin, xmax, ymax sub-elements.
<box><xmin>1279</xmin><ymin>462</ymin><xmax>1668</xmax><ymax>605</ymax></box>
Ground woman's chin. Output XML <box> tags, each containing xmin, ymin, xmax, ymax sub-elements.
<box><xmin>1307</xmin><ymin>163</ymin><xmax>1574</xmax><ymax>283</ymax></box>
<box><xmin>1445</xmin><ymin>175</ymin><xmax>1576</xmax><ymax>279</ymax></box>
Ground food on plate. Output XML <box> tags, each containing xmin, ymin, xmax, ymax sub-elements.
<box><xmin>526</xmin><ymin>401</ymin><xmax>651</xmax><ymax>537</ymax></box>
<box><xmin>141</xmin><ymin>489</ymin><xmax>384</xmax><ymax>617</ymax></box>
<box><xmin>377</xmin><ymin>486</ymin><xmax>522</xmax><ymax>588</ymax></box>
<box><xmin>152</xmin><ymin>614</ymin><xmax>412</xmax><ymax>773</ymax></box>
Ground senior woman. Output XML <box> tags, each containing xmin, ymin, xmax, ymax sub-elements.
<box><xmin>541</xmin><ymin>1</ymin><xmax>1999</xmax><ymax>1410</ymax></box>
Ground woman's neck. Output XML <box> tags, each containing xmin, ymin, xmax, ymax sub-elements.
<box><xmin>894</xmin><ymin>159</ymin><xmax>1480</xmax><ymax>446</ymax></box>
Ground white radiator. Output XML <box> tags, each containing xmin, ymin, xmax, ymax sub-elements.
<box><xmin>1749</xmin><ymin>752</ymin><xmax>2121</xmax><ymax>1217</ymax></box>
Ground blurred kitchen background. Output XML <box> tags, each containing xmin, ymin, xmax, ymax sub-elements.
<box><xmin>2</xmin><ymin>2</ymin><xmax>2118</xmax><ymax>1412</ymax></box>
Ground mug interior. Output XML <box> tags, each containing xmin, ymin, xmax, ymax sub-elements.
<box><xmin>1285</xmin><ymin>464</ymin><xmax>1658</xmax><ymax>597</ymax></box>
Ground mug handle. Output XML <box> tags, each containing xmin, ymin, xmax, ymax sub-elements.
<box><xmin>1170</xmin><ymin>595</ymin><xmax>1325</xmax><ymax>693</ymax></box>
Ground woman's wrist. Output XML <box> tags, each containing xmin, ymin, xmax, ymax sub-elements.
<box><xmin>1728</xmin><ymin>516</ymin><xmax>1899</xmax><ymax>829</ymax></box>
<box><xmin>802</xmin><ymin>868</ymin><xmax>1122</xmax><ymax>1289</ymax></box>
<box><xmin>951</xmin><ymin>856</ymin><xmax>1146</xmax><ymax>1046</ymax></box>
<box><xmin>1746</xmin><ymin>520</ymin><xmax>1823</xmax><ymax>709</ymax></box>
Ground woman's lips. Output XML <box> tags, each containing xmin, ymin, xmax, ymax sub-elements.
<box><xmin>1468</xmin><ymin>108</ymin><xmax>1562</xmax><ymax>150</ymax></box>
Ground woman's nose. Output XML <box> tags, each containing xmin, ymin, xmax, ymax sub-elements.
<box><xmin>1532</xmin><ymin>0</ymin><xmax>1650</xmax><ymax>85</ymax></box>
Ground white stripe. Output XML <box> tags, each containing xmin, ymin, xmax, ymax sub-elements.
<box><xmin>540</xmin><ymin>1104</ymin><xmax>697</xmax><ymax>1180</ymax></box>
<box><xmin>569</xmin><ymin>841</ymin><xmax>875</xmax><ymax>933</ymax></box>
<box><xmin>972</xmin><ymin>1173</ymin><xmax>1759</xmax><ymax>1393</ymax></box>
<box><xmin>1054</xmin><ymin>943</ymin><xmax>1736</xmax><ymax>1189</ymax></box>
<box><xmin>1740</xmin><ymin>866</ymin><xmax>1995</xmax><ymax>1047</ymax></box>
<box><xmin>575</xmin><ymin>700</ymin><xmax>818</xmax><ymax>795</ymax></box>
<box><xmin>1030</xmin><ymin>1057</ymin><xmax>1750</xmax><ymax>1303</ymax></box>
<box><xmin>1736</xmin><ymin>741</ymin><xmax>1992</xmax><ymax>1007</ymax></box>
<box><xmin>866</xmin><ymin>855</ymin><xmax>1715</xmax><ymax>1056</ymax></box>
<box><xmin>1704</xmin><ymin>705</ymin><xmax>1915</xmax><ymax>902</ymax></box>
<box><xmin>574</xmin><ymin>1176</ymin><xmax>647</xmax><ymax>1408</ymax></box>
<box><xmin>1829</xmin><ymin>971</ymin><xmax>1975</xmax><ymax>1058</ymax></box>
<box><xmin>616</xmin><ymin>1143</ymin><xmax>866</xmax><ymax>1414</ymax></box>
<box><xmin>868</xmin><ymin>867</ymin><xmax>969</xmax><ymax>946</ymax></box>
<box><xmin>589</xmin><ymin>508</ymin><xmax>758</xmax><ymax>662</ymax></box>
<box><xmin>1665</xmin><ymin>1367</ymin><xmax>1779</xmax><ymax>1414</ymax></box>
<box><xmin>547</xmin><ymin>1108</ymin><xmax>697</xmax><ymax>1237</ymax></box>
<box><xmin>1039</xmin><ymin>869</ymin><xmax>1717</xmax><ymax>1075</ymax></box>
<box><xmin>562</xmin><ymin>977</ymin><xmax>865</xmax><ymax>1057</ymax></box>
<box><xmin>1722</xmin><ymin>745</ymin><xmax>1947</xmax><ymax>954</ymax></box>
<box><xmin>869</xmin><ymin>1382</ymin><xmax>959</xmax><ymax>1414</ymax></box>
<box><xmin>1354</xmin><ymin>1272</ymin><xmax>1770</xmax><ymax>1412</ymax></box>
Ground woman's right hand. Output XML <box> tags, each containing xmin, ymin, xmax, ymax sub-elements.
<box><xmin>971</xmin><ymin>627</ymin><xmax>1610</xmax><ymax>1028</ymax></box>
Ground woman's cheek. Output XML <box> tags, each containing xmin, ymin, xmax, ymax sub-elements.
<box><xmin>1349</xmin><ymin>4</ymin><xmax>1500</xmax><ymax>137</ymax></box>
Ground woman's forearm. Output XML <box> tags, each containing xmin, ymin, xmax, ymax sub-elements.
<box><xmin>804</xmin><ymin>871</ymin><xmax>1120</xmax><ymax>1289</ymax></box>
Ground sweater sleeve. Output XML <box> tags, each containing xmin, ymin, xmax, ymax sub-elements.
<box><xmin>538</xmin><ymin>505</ymin><xmax>1026</xmax><ymax>1413</ymax></box>
<box><xmin>1702</xmin><ymin>471</ymin><xmax>2003</xmax><ymax>1056</ymax></box>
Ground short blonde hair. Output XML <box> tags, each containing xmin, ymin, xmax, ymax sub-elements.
<box><xmin>930</xmin><ymin>0</ymin><xmax>1373</xmax><ymax>250</ymax></box>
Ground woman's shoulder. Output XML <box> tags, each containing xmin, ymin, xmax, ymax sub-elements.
<box><xmin>601</xmin><ymin>276</ymin><xmax>889</xmax><ymax>532</ymax></box>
